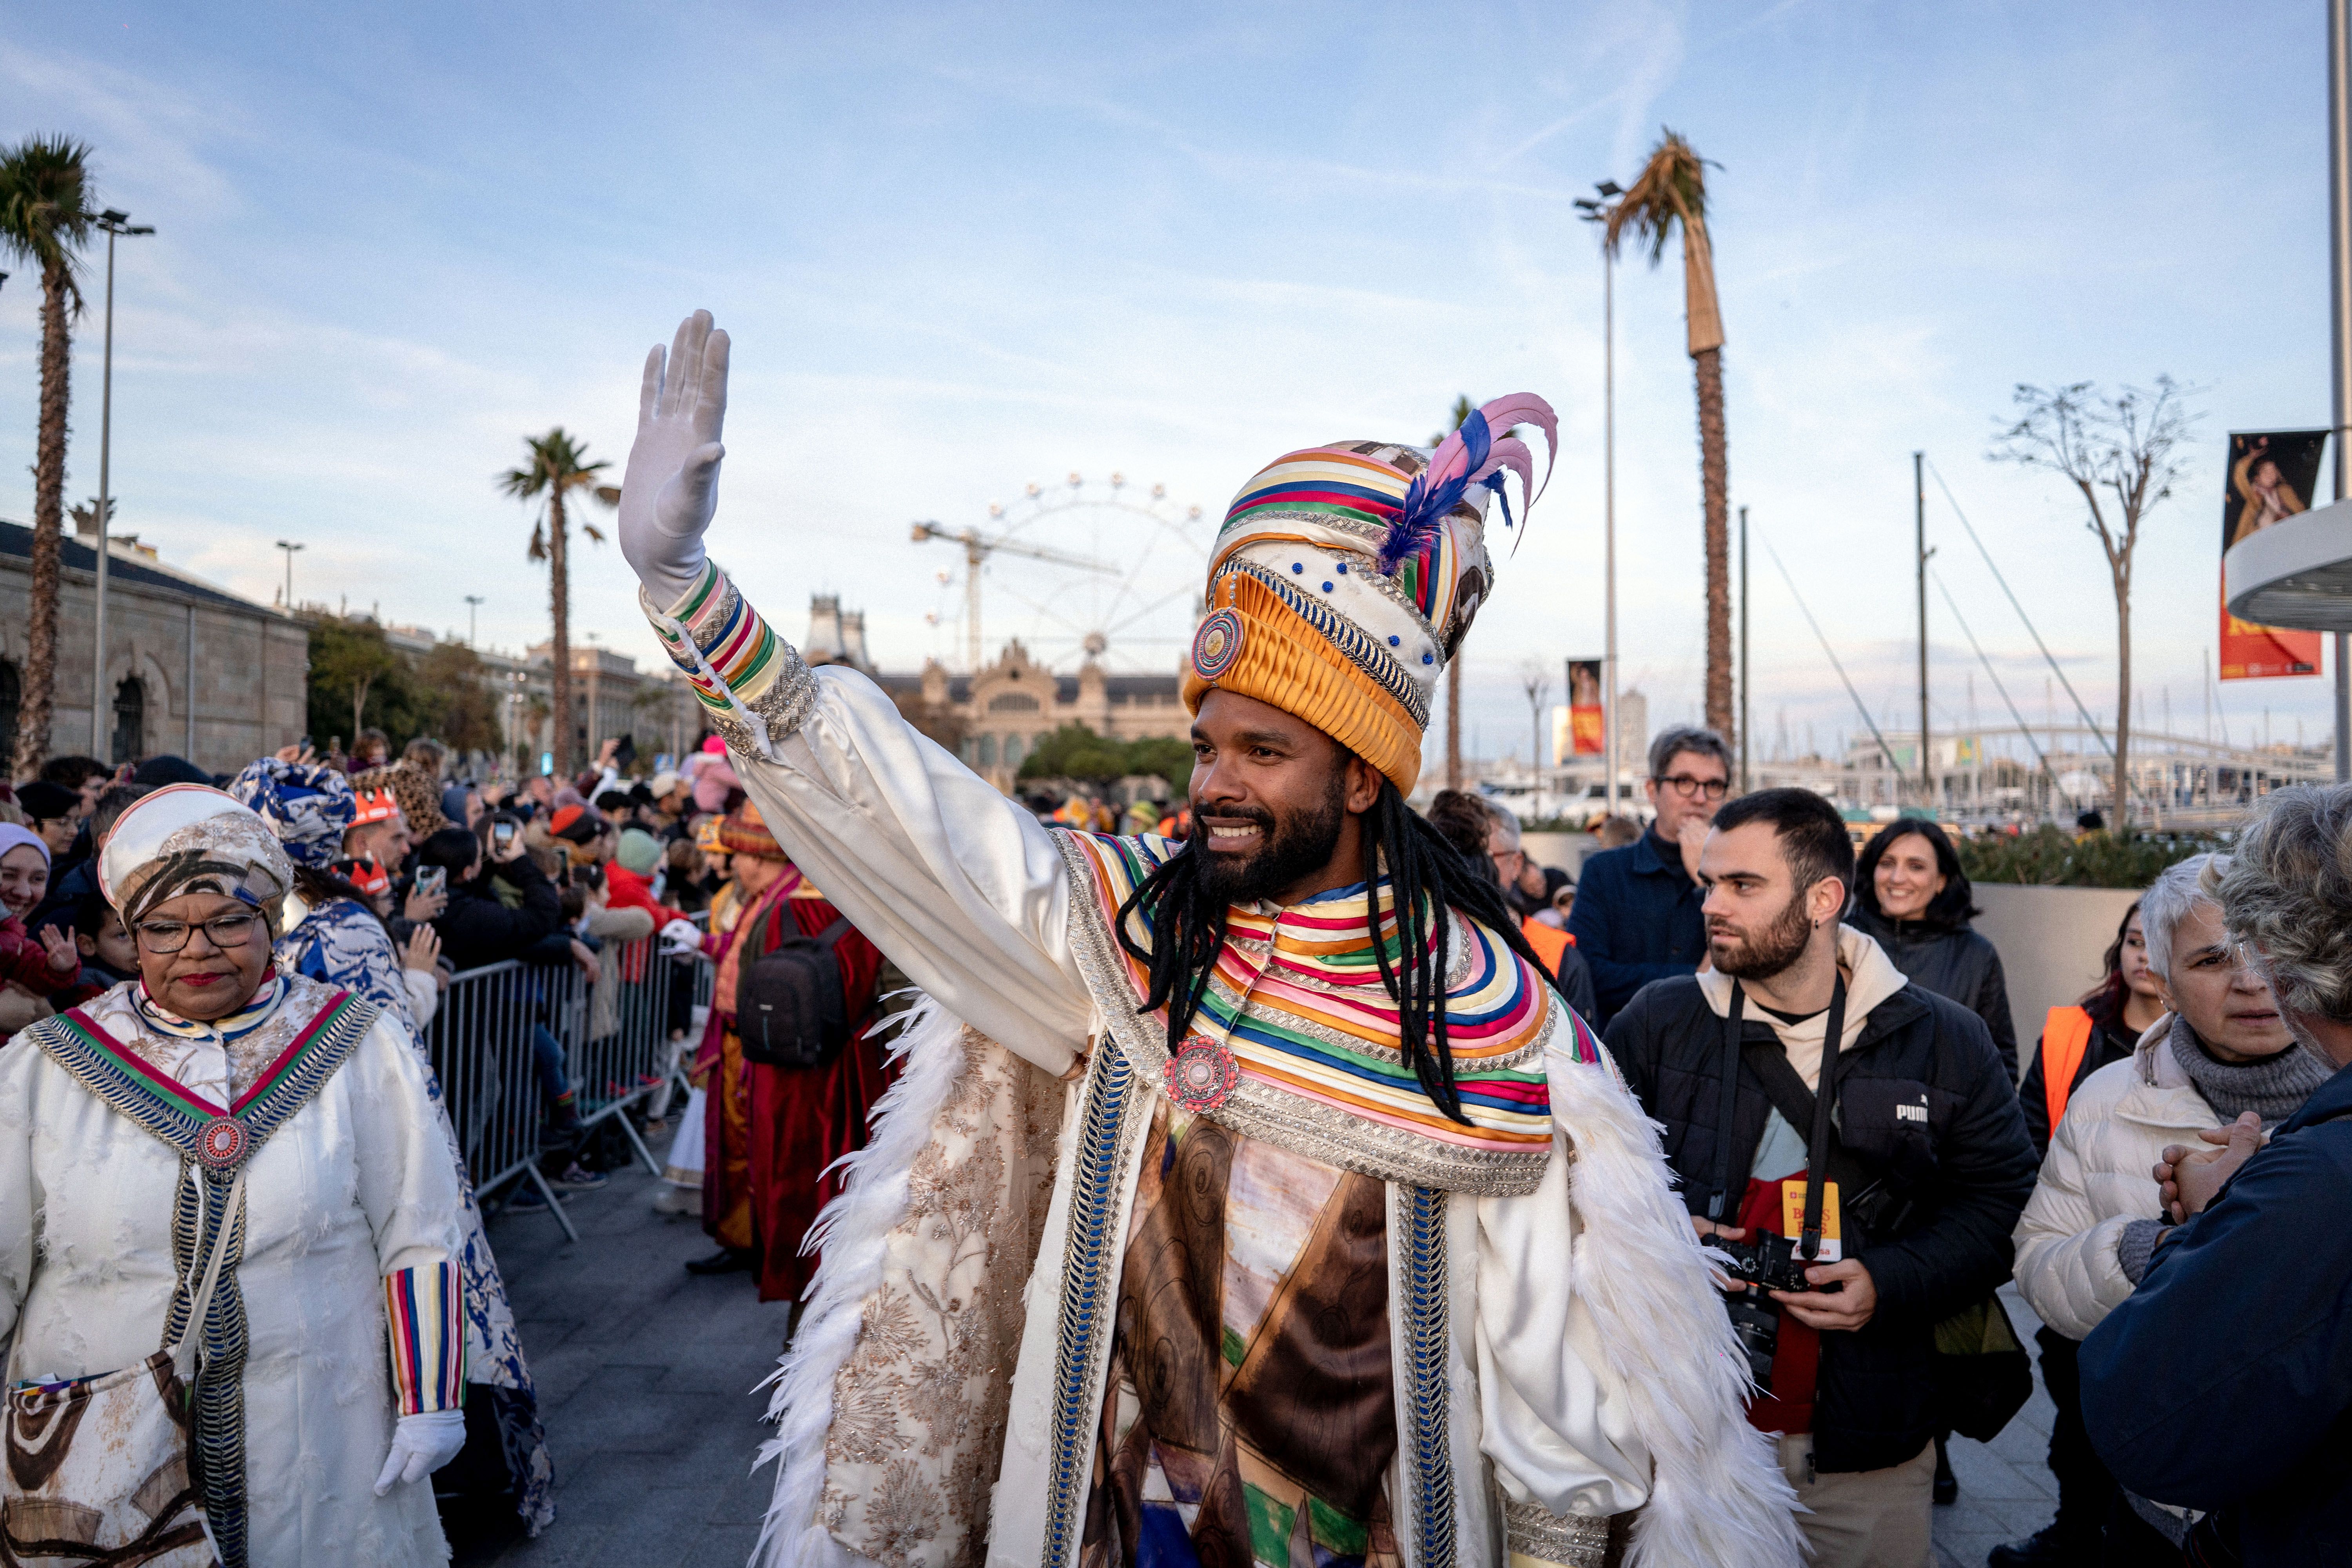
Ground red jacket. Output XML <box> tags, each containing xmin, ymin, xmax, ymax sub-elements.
<box><xmin>0</xmin><ymin>916</ymin><xmax>74</xmax><ymax>997</ymax></box>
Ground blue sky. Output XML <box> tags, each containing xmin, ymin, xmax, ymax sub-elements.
<box><xmin>0</xmin><ymin>1</ymin><xmax>2337</xmax><ymax>766</ymax></box>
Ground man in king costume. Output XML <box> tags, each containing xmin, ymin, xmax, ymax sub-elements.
<box><xmin>616</xmin><ymin>312</ymin><xmax>1802</xmax><ymax>1568</ymax></box>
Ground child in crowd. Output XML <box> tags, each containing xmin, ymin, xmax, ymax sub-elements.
<box><xmin>0</xmin><ymin>824</ymin><xmax>82</xmax><ymax>1038</ymax></box>
<box><xmin>57</xmin><ymin>896</ymin><xmax>143</xmax><ymax>1008</ymax></box>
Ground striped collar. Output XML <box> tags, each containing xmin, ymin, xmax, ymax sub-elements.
<box><xmin>1058</xmin><ymin>830</ymin><xmax>1593</xmax><ymax>1195</ymax></box>
<box><xmin>134</xmin><ymin>971</ymin><xmax>289</xmax><ymax>1044</ymax></box>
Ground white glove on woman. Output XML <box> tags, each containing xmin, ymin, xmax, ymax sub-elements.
<box><xmin>373</xmin><ymin>1408</ymin><xmax>467</xmax><ymax>1495</ymax></box>
<box><xmin>659</xmin><ymin>917</ymin><xmax>704</xmax><ymax>958</ymax></box>
<box><xmin>618</xmin><ymin>310</ymin><xmax>731</xmax><ymax>608</ymax></box>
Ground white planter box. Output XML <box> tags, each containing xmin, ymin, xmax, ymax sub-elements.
<box><xmin>1971</xmin><ymin>883</ymin><xmax>2143</xmax><ymax>1080</ymax></box>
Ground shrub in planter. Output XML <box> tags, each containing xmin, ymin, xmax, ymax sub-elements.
<box><xmin>1958</xmin><ymin>826</ymin><xmax>2225</xmax><ymax>889</ymax></box>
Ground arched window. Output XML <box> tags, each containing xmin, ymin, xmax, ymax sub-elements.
<box><xmin>111</xmin><ymin>676</ymin><xmax>146</xmax><ymax>765</ymax></box>
<box><xmin>0</xmin><ymin>659</ymin><xmax>17</xmax><ymax>765</ymax></box>
<box><xmin>987</xmin><ymin>692</ymin><xmax>1040</xmax><ymax>713</ymax></box>
<box><xmin>1003</xmin><ymin>733</ymin><xmax>1024</xmax><ymax>769</ymax></box>
<box><xmin>960</xmin><ymin>735</ymin><xmax>978</xmax><ymax>766</ymax></box>
<box><xmin>978</xmin><ymin>734</ymin><xmax>998</xmax><ymax>767</ymax></box>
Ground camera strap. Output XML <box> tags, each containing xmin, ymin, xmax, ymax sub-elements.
<box><xmin>1798</xmin><ymin>973</ymin><xmax>1849</xmax><ymax>1262</ymax></box>
<box><xmin>1708</xmin><ymin>984</ymin><xmax>1748</xmax><ymax>1221</ymax></box>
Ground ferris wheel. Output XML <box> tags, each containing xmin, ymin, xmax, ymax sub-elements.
<box><xmin>916</xmin><ymin>472</ymin><xmax>1210</xmax><ymax>673</ymax></box>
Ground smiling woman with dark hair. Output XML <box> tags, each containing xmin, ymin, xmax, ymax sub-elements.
<box><xmin>1849</xmin><ymin>819</ymin><xmax>2018</xmax><ymax>1083</ymax></box>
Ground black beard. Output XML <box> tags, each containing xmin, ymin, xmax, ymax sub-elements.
<box><xmin>1193</xmin><ymin>770</ymin><xmax>1350</xmax><ymax>906</ymax></box>
<box><xmin>1713</xmin><ymin>889</ymin><xmax>1815</xmax><ymax>982</ymax></box>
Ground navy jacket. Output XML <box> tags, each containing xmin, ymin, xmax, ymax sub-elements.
<box><xmin>2080</xmin><ymin>1056</ymin><xmax>2352</xmax><ymax>1565</ymax></box>
<box><xmin>1566</xmin><ymin>829</ymin><xmax>1707</xmax><ymax>1026</ymax></box>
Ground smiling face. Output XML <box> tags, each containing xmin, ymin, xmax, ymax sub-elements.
<box><xmin>2158</xmin><ymin>899</ymin><xmax>2295</xmax><ymax>1063</ymax></box>
<box><xmin>1188</xmin><ymin>688</ymin><xmax>1380</xmax><ymax>907</ymax></box>
<box><xmin>0</xmin><ymin>844</ymin><xmax>49</xmax><ymax>920</ymax></box>
<box><xmin>132</xmin><ymin>889</ymin><xmax>274</xmax><ymax>1021</ymax></box>
<box><xmin>1872</xmin><ymin>830</ymin><xmax>1947</xmax><ymax>921</ymax></box>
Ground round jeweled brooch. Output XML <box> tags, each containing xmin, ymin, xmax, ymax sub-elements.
<box><xmin>197</xmin><ymin>1116</ymin><xmax>249</xmax><ymax>1172</ymax></box>
<box><xmin>1191</xmin><ymin>609</ymin><xmax>1245</xmax><ymax>681</ymax></box>
<box><xmin>1164</xmin><ymin>1038</ymin><xmax>1240</xmax><ymax>1112</ymax></box>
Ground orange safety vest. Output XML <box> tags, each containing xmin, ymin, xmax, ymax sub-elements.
<box><xmin>2040</xmin><ymin>1005</ymin><xmax>2096</xmax><ymax>1133</ymax></box>
<box><xmin>1521</xmin><ymin>916</ymin><xmax>1572</xmax><ymax>978</ymax></box>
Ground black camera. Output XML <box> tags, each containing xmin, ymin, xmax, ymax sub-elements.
<box><xmin>1713</xmin><ymin>1231</ymin><xmax>1821</xmax><ymax>1295</ymax></box>
<box><xmin>1724</xmin><ymin>1294</ymin><xmax>1781</xmax><ymax>1387</ymax></box>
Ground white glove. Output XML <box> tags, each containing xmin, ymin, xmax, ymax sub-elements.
<box><xmin>619</xmin><ymin>310</ymin><xmax>730</xmax><ymax>608</ymax></box>
<box><xmin>373</xmin><ymin>1408</ymin><xmax>467</xmax><ymax>1495</ymax></box>
<box><xmin>659</xmin><ymin>918</ymin><xmax>703</xmax><ymax>958</ymax></box>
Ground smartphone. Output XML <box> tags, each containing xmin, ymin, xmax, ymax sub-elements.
<box><xmin>416</xmin><ymin>865</ymin><xmax>447</xmax><ymax>898</ymax></box>
<box><xmin>492</xmin><ymin>820</ymin><xmax>518</xmax><ymax>852</ymax></box>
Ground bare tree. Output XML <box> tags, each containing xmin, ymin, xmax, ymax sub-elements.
<box><xmin>1990</xmin><ymin>377</ymin><xmax>2196</xmax><ymax>822</ymax></box>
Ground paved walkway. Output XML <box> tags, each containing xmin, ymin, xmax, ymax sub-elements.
<box><xmin>450</xmin><ymin>1120</ymin><xmax>2062</xmax><ymax>1568</ymax></box>
<box><xmin>1933</xmin><ymin>1284</ymin><xmax>2061</xmax><ymax>1568</ymax></box>
<box><xmin>452</xmin><ymin>1121</ymin><xmax>791</xmax><ymax>1568</ymax></box>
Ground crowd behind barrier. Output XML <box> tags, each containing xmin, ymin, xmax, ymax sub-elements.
<box><xmin>424</xmin><ymin>924</ymin><xmax>710</xmax><ymax>1242</ymax></box>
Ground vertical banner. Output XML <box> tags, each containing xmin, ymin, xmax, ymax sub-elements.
<box><xmin>2221</xmin><ymin>430</ymin><xmax>2327</xmax><ymax>680</ymax></box>
<box><xmin>1565</xmin><ymin>658</ymin><xmax>1604</xmax><ymax>756</ymax></box>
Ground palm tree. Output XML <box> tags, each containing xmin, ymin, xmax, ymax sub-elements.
<box><xmin>1602</xmin><ymin>130</ymin><xmax>1733</xmax><ymax>748</ymax></box>
<box><xmin>0</xmin><ymin>136</ymin><xmax>96</xmax><ymax>778</ymax></box>
<box><xmin>499</xmin><ymin>428</ymin><xmax>616</xmax><ymax>779</ymax></box>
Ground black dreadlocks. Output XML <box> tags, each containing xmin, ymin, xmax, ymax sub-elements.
<box><xmin>1114</xmin><ymin>779</ymin><xmax>1571</xmax><ymax>1124</ymax></box>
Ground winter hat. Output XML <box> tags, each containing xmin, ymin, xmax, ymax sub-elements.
<box><xmin>1183</xmin><ymin>396</ymin><xmax>1555</xmax><ymax>794</ymax></box>
<box><xmin>615</xmin><ymin>828</ymin><xmax>662</xmax><ymax>876</ymax></box>
<box><xmin>352</xmin><ymin>761</ymin><xmax>448</xmax><ymax>837</ymax></box>
<box><xmin>16</xmin><ymin>780</ymin><xmax>78</xmax><ymax>824</ymax></box>
<box><xmin>131</xmin><ymin>754</ymin><xmax>215</xmax><ymax>788</ymax></box>
<box><xmin>0</xmin><ymin>822</ymin><xmax>51</xmax><ymax>871</ymax></box>
<box><xmin>715</xmin><ymin>803</ymin><xmax>786</xmax><ymax>862</ymax></box>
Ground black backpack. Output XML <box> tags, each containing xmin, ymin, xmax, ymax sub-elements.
<box><xmin>735</xmin><ymin>899</ymin><xmax>856</xmax><ymax>1069</ymax></box>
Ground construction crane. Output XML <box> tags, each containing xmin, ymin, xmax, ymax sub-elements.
<box><xmin>911</xmin><ymin>520</ymin><xmax>1115</xmax><ymax>672</ymax></box>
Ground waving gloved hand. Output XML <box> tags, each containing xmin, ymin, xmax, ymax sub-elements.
<box><xmin>372</xmin><ymin>1408</ymin><xmax>467</xmax><ymax>1495</ymax></box>
<box><xmin>659</xmin><ymin>917</ymin><xmax>704</xmax><ymax>958</ymax></box>
<box><xmin>618</xmin><ymin>310</ymin><xmax>731</xmax><ymax>607</ymax></box>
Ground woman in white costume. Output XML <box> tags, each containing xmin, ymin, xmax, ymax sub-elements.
<box><xmin>1</xmin><ymin>784</ymin><xmax>468</xmax><ymax>1567</ymax></box>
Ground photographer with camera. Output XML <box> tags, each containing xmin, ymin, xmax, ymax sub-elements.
<box><xmin>1605</xmin><ymin>788</ymin><xmax>2036</xmax><ymax>1568</ymax></box>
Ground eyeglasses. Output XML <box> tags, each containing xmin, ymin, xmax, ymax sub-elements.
<box><xmin>1655</xmin><ymin>773</ymin><xmax>1729</xmax><ymax>801</ymax></box>
<box><xmin>134</xmin><ymin>911</ymin><xmax>263</xmax><ymax>955</ymax></box>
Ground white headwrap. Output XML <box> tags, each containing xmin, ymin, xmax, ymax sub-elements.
<box><xmin>99</xmin><ymin>783</ymin><xmax>296</xmax><ymax>925</ymax></box>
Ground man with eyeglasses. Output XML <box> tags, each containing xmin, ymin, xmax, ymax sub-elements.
<box><xmin>1568</xmin><ymin>724</ymin><xmax>1733</xmax><ymax>1027</ymax></box>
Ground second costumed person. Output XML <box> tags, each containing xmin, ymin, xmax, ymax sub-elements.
<box><xmin>617</xmin><ymin>312</ymin><xmax>1802</xmax><ymax>1568</ymax></box>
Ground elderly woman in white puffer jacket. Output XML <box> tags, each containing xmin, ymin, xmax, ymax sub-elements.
<box><xmin>2010</xmin><ymin>854</ymin><xmax>2332</xmax><ymax>1562</ymax></box>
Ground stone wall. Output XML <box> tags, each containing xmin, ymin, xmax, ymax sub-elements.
<box><xmin>0</xmin><ymin>532</ymin><xmax>308</xmax><ymax>775</ymax></box>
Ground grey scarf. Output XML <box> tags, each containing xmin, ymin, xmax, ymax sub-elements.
<box><xmin>2167</xmin><ymin>1012</ymin><xmax>2332</xmax><ymax>1129</ymax></box>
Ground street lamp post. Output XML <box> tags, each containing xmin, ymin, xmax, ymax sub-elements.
<box><xmin>89</xmin><ymin>209</ymin><xmax>154</xmax><ymax>758</ymax></box>
<box><xmin>2332</xmin><ymin>0</ymin><xmax>2352</xmax><ymax>780</ymax></box>
<box><xmin>464</xmin><ymin>594</ymin><xmax>485</xmax><ymax>646</ymax></box>
<box><xmin>276</xmin><ymin>540</ymin><xmax>304</xmax><ymax>610</ymax></box>
<box><xmin>1574</xmin><ymin>181</ymin><xmax>1624</xmax><ymax>821</ymax></box>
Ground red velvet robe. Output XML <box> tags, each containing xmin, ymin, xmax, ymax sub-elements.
<box><xmin>699</xmin><ymin>872</ymin><xmax>891</xmax><ymax>1301</ymax></box>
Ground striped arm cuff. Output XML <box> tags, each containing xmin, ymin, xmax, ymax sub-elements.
<box><xmin>385</xmin><ymin>1261</ymin><xmax>466</xmax><ymax>1415</ymax></box>
<box><xmin>642</xmin><ymin>558</ymin><xmax>816</xmax><ymax>757</ymax></box>
<box><xmin>1502</xmin><ymin>1497</ymin><xmax>1611</xmax><ymax>1568</ymax></box>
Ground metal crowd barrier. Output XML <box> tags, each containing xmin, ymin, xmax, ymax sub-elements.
<box><xmin>422</xmin><ymin>925</ymin><xmax>712</xmax><ymax>1243</ymax></box>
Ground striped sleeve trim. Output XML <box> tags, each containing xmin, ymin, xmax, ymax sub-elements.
<box><xmin>642</xmin><ymin>559</ymin><xmax>817</xmax><ymax>755</ymax></box>
<box><xmin>385</xmin><ymin>1261</ymin><xmax>466</xmax><ymax>1415</ymax></box>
